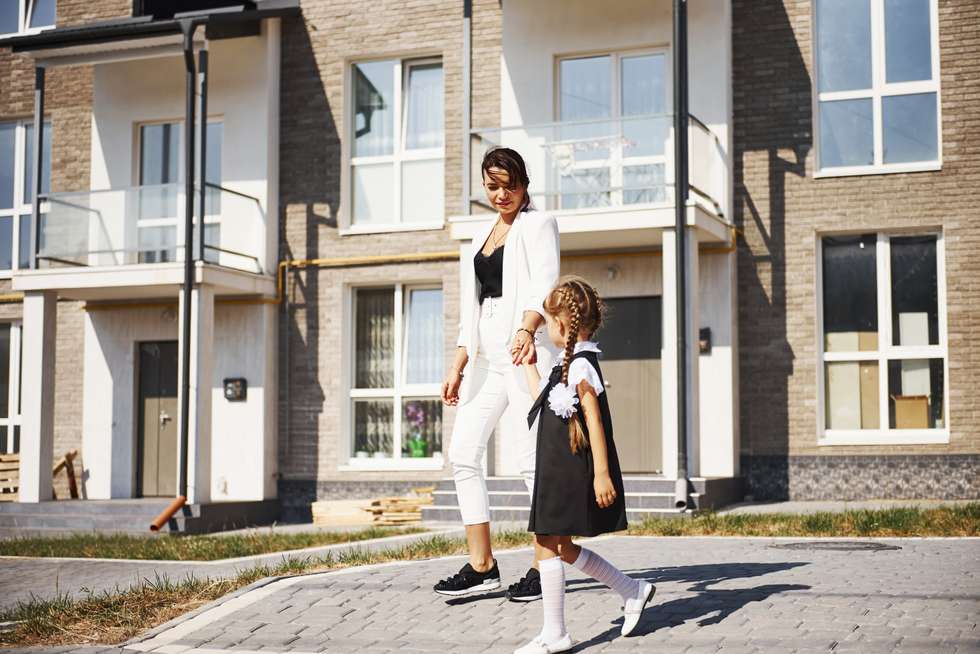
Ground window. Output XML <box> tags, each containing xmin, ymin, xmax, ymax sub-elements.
<box><xmin>814</xmin><ymin>0</ymin><xmax>941</xmax><ymax>175</ymax></box>
<box><xmin>348</xmin><ymin>285</ymin><xmax>444</xmax><ymax>465</ymax></box>
<box><xmin>818</xmin><ymin>232</ymin><xmax>947</xmax><ymax>444</ymax></box>
<box><xmin>0</xmin><ymin>120</ymin><xmax>50</xmax><ymax>272</ymax></box>
<box><xmin>0</xmin><ymin>0</ymin><xmax>55</xmax><ymax>36</ymax></box>
<box><xmin>136</xmin><ymin>120</ymin><xmax>222</xmax><ymax>263</ymax></box>
<box><xmin>0</xmin><ymin>323</ymin><xmax>22</xmax><ymax>454</ymax></box>
<box><xmin>557</xmin><ymin>50</ymin><xmax>668</xmax><ymax>210</ymax></box>
<box><xmin>349</xmin><ymin>58</ymin><xmax>444</xmax><ymax>229</ymax></box>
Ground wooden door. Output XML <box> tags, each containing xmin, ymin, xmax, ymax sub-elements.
<box><xmin>598</xmin><ymin>297</ymin><xmax>662</xmax><ymax>473</ymax></box>
<box><xmin>137</xmin><ymin>341</ymin><xmax>179</xmax><ymax>496</ymax></box>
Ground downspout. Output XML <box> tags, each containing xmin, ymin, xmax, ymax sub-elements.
<box><xmin>672</xmin><ymin>0</ymin><xmax>691</xmax><ymax>510</ymax></box>
<box><xmin>152</xmin><ymin>19</ymin><xmax>201</xmax><ymax>531</ymax></box>
<box><xmin>462</xmin><ymin>0</ymin><xmax>472</xmax><ymax>215</ymax></box>
<box><xmin>198</xmin><ymin>48</ymin><xmax>209</xmax><ymax>263</ymax></box>
<box><xmin>30</xmin><ymin>66</ymin><xmax>44</xmax><ymax>269</ymax></box>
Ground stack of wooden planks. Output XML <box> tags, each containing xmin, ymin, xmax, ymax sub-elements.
<box><xmin>362</xmin><ymin>486</ymin><xmax>434</xmax><ymax>526</ymax></box>
<box><xmin>0</xmin><ymin>453</ymin><xmax>18</xmax><ymax>502</ymax></box>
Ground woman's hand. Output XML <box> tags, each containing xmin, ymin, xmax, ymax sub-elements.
<box><xmin>441</xmin><ymin>369</ymin><xmax>463</xmax><ymax>406</ymax></box>
<box><xmin>511</xmin><ymin>330</ymin><xmax>535</xmax><ymax>365</ymax></box>
<box><xmin>594</xmin><ymin>473</ymin><xmax>617</xmax><ymax>509</ymax></box>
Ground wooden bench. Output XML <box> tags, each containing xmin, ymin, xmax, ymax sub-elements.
<box><xmin>0</xmin><ymin>450</ymin><xmax>80</xmax><ymax>501</ymax></box>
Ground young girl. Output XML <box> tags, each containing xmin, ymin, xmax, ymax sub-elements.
<box><xmin>516</xmin><ymin>276</ymin><xmax>655</xmax><ymax>654</ymax></box>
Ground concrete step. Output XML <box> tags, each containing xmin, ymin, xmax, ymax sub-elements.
<box><xmin>0</xmin><ymin>512</ymin><xmax>196</xmax><ymax>530</ymax></box>
<box><xmin>431</xmin><ymin>489</ymin><xmax>699</xmax><ymax>510</ymax></box>
<box><xmin>421</xmin><ymin>505</ymin><xmax>688</xmax><ymax>523</ymax></box>
<box><xmin>433</xmin><ymin>476</ymin><xmax>724</xmax><ymax>495</ymax></box>
<box><xmin>0</xmin><ymin>499</ymin><xmax>189</xmax><ymax>516</ymax></box>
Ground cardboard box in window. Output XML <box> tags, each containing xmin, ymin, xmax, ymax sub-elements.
<box><xmin>893</xmin><ymin>395</ymin><xmax>929</xmax><ymax>429</ymax></box>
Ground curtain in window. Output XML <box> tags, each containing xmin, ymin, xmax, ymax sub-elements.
<box><xmin>404</xmin><ymin>288</ymin><xmax>443</xmax><ymax>384</ymax></box>
<box><xmin>355</xmin><ymin>288</ymin><xmax>394</xmax><ymax>388</ymax></box>
<box><xmin>405</xmin><ymin>64</ymin><xmax>444</xmax><ymax>150</ymax></box>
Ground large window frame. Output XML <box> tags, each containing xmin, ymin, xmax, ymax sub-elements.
<box><xmin>0</xmin><ymin>0</ymin><xmax>55</xmax><ymax>38</ymax></box>
<box><xmin>341</xmin><ymin>282</ymin><xmax>446</xmax><ymax>470</ymax></box>
<box><xmin>812</xmin><ymin>0</ymin><xmax>942</xmax><ymax>177</ymax></box>
<box><xmin>0</xmin><ymin>323</ymin><xmax>23</xmax><ymax>455</ymax></box>
<box><xmin>553</xmin><ymin>47</ymin><xmax>671</xmax><ymax>211</ymax></box>
<box><xmin>343</xmin><ymin>55</ymin><xmax>445</xmax><ymax>234</ymax></box>
<box><xmin>816</xmin><ymin>231</ymin><xmax>949</xmax><ymax>445</ymax></box>
<box><xmin>0</xmin><ymin>119</ymin><xmax>50</xmax><ymax>276</ymax></box>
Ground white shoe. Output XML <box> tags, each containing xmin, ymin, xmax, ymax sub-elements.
<box><xmin>621</xmin><ymin>581</ymin><xmax>655</xmax><ymax>636</ymax></box>
<box><xmin>514</xmin><ymin>632</ymin><xmax>574</xmax><ymax>654</ymax></box>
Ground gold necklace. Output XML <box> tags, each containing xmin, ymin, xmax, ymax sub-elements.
<box><xmin>485</xmin><ymin>219</ymin><xmax>510</xmax><ymax>252</ymax></box>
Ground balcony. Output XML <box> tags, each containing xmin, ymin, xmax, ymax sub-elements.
<box><xmin>14</xmin><ymin>183</ymin><xmax>273</xmax><ymax>301</ymax></box>
<box><xmin>456</xmin><ymin>114</ymin><xmax>730</xmax><ymax>249</ymax></box>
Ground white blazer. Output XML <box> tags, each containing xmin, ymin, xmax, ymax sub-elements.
<box><xmin>456</xmin><ymin>209</ymin><xmax>561</xmax><ymax>405</ymax></box>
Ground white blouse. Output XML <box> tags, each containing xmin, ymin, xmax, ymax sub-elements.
<box><xmin>539</xmin><ymin>341</ymin><xmax>605</xmax><ymax>395</ymax></box>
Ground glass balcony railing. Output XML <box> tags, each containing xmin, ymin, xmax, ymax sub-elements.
<box><xmin>32</xmin><ymin>182</ymin><xmax>263</xmax><ymax>273</ymax></box>
<box><xmin>469</xmin><ymin>113</ymin><xmax>727</xmax><ymax>219</ymax></box>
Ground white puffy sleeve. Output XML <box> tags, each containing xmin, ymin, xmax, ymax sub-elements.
<box><xmin>520</xmin><ymin>212</ymin><xmax>560</xmax><ymax>317</ymax></box>
<box><xmin>568</xmin><ymin>358</ymin><xmax>604</xmax><ymax>395</ymax></box>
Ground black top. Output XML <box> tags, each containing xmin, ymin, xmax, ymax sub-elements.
<box><xmin>474</xmin><ymin>245</ymin><xmax>504</xmax><ymax>301</ymax></box>
<box><xmin>526</xmin><ymin>350</ymin><xmax>628</xmax><ymax>537</ymax></box>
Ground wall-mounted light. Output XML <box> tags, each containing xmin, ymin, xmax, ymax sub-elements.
<box><xmin>223</xmin><ymin>377</ymin><xmax>247</xmax><ymax>402</ymax></box>
<box><xmin>699</xmin><ymin>327</ymin><xmax>712</xmax><ymax>354</ymax></box>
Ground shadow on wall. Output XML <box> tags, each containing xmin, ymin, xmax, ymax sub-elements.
<box><xmin>277</xmin><ymin>14</ymin><xmax>337</xmax><ymax>522</ymax></box>
<box><xmin>732</xmin><ymin>0</ymin><xmax>811</xmax><ymax>500</ymax></box>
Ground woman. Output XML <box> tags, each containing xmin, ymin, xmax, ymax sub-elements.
<box><xmin>433</xmin><ymin>147</ymin><xmax>560</xmax><ymax>601</ymax></box>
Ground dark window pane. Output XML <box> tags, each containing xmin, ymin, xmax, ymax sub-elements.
<box><xmin>0</xmin><ymin>123</ymin><xmax>14</xmax><ymax>209</ymax></box>
<box><xmin>18</xmin><ymin>214</ymin><xmax>31</xmax><ymax>269</ymax></box>
<box><xmin>0</xmin><ymin>216</ymin><xmax>12</xmax><ymax>270</ymax></box>
<box><xmin>0</xmin><ymin>1</ymin><xmax>18</xmax><ymax>34</ymax></box>
<box><xmin>402</xmin><ymin>398</ymin><xmax>442</xmax><ymax>457</ymax></box>
<box><xmin>353</xmin><ymin>399</ymin><xmax>393</xmax><ymax>457</ymax></box>
<box><xmin>28</xmin><ymin>0</ymin><xmax>55</xmax><ymax>27</ymax></box>
<box><xmin>597</xmin><ymin>296</ymin><xmax>662</xmax><ymax>361</ymax></box>
<box><xmin>890</xmin><ymin>235</ymin><xmax>938</xmax><ymax>346</ymax></box>
<box><xmin>888</xmin><ymin>358</ymin><xmax>944</xmax><ymax>429</ymax></box>
<box><xmin>0</xmin><ymin>426</ymin><xmax>6</xmax><ymax>454</ymax></box>
<box><xmin>354</xmin><ymin>288</ymin><xmax>394</xmax><ymax>388</ymax></box>
<box><xmin>822</xmin><ymin>234</ymin><xmax>878</xmax><ymax>352</ymax></box>
<box><xmin>882</xmin><ymin>93</ymin><xmax>938</xmax><ymax>164</ymax></box>
<box><xmin>140</xmin><ymin>123</ymin><xmax>180</xmax><ymax>185</ymax></box>
<box><xmin>817</xmin><ymin>0</ymin><xmax>872</xmax><ymax>92</ymax></box>
<box><xmin>0</xmin><ymin>323</ymin><xmax>9</xmax><ymax>418</ymax></box>
<box><xmin>24</xmin><ymin>121</ymin><xmax>52</xmax><ymax>202</ymax></box>
<box><xmin>12</xmin><ymin>425</ymin><xmax>18</xmax><ymax>453</ymax></box>
<box><xmin>885</xmin><ymin>0</ymin><xmax>932</xmax><ymax>83</ymax></box>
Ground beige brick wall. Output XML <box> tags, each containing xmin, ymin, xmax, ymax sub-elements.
<box><xmin>733</xmin><ymin>0</ymin><xmax>980</xmax><ymax>458</ymax></box>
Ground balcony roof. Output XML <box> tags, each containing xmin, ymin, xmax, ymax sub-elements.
<box><xmin>0</xmin><ymin>0</ymin><xmax>299</xmax><ymax>65</ymax></box>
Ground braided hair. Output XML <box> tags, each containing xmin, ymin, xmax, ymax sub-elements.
<box><xmin>543</xmin><ymin>276</ymin><xmax>606</xmax><ymax>454</ymax></box>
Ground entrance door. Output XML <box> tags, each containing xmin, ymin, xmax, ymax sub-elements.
<box><xmin>598</xmin><ymin>297</ymin><xmax>662</xmax><ymax>473</ymax></box>
<box><xmin>137</xmin><ymin>341</ymin><xmax>179</xmax><ymax>497</ymax></box>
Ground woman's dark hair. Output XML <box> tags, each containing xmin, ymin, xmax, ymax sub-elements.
<box><xmin>481</xmin><ymin>147</ymin><xmax>531</xmax><ymax>210</ymax></box>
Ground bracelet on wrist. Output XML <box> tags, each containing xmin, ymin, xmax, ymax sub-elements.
<box><xmin>517</xmin><ymin>327</ymin><xmax>535</xmax><ymax>338</ymax></box>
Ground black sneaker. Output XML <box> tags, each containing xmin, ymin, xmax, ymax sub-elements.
<box><xmin>433</xmin><ymin>560</ymin><xmax>501</xmax><ymax>596</ymax></box>
<box><xmin>506</xmin><ymin>567</ymin><xmax>542</xmax><ymax>602</ymax></box>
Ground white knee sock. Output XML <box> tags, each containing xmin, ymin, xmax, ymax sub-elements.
<box><xmin>538</xmin><ymin>557</ymin><xmax>567</xmax><ymax>641</ymax></box>
<box><xmin>572</xmin><ymin>547</ymin><xmax>640</xmax><ymax>602</ymax></box>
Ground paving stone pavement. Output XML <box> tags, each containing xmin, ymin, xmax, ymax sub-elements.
<box><xmin>7</xmin><ymin>536</ymin><xmax>979</xmax><ymax>654</ymax></box>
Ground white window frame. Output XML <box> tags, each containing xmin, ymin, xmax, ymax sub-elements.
<box><xmin>343</xmin><ymin>56</ymin><xmax>445</xmax><ymax>235</ymax></box>
<box><xmin>0</xmin><ymin>120</ymin><xmax>49</xmax><ymax>277</ymax></box>
<box><xmin>0</xmin><ymin>0</ymin><xmax>55</xmax><ymax>38</ymax></box>
<box><xmin>553</xmin><ymin>47</ymin><xmax>672</xmax><ymax>212</ymax></box>
<box><xmin>341</xmin><ymin>282</ymin><xmax>445</xmax><ymax>470</ymax></box>
<box><xmin>134</xmin><ymin>118</ymin><xmax>223</xmax><ymax>262</ymax></box>
<box><xmin>0</xmin><ymin>323</ymin><xmax>22</xmax><ymax>454</ymax></box>
<box><xmin>816</xmin><ymin>230</ymin><xmax>949</xmax><ymax>445</ymax></box>
<box><xmin>812</xmin><ymin>0</ymin><xmax>942</xmax><ymax>177</ymax></box>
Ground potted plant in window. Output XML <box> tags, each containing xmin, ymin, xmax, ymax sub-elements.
<box><xmin>405</xmin><ymin>401</ymin><xmax>428</xmax><ymax>458</ymax></box>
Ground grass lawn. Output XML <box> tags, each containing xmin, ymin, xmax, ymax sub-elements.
<box><xmin>0</xmin><ymin>504</ymin><xmax>976</xmax><ymax>647</ymax></box>
<box><xmin>0</xmin><ymin>526</ymin><xmax>427</xmax><ymax>561</ymax></box>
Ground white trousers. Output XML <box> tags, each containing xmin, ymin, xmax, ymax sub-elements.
<box><xmin>449</xmin><ymin>297</ymin><xmax>536</xmax><ymax>525</ymax></box>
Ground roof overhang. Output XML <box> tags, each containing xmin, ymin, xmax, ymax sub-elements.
<box><xmin>0</xmin><ymin>0</ymin><xmax>299</xmax><ymax>67</ymax></box>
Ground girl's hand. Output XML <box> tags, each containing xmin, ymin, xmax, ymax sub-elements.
<box><xmin>594</xmin><ymin>474</ymin><xmax>617</xmax><ymax>509</ymax></box>
<box><xmin>441</xmin><ymin>369</ymin><xmax>463</xmax><ymax>406</ymax></box>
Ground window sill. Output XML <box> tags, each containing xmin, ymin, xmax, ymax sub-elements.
<box><xmin>818</xmin><ymin>429</ymin><xmax>949</xmax><ymax>446</ymax></box>
<box><xmin>814</xmin><ymin>161</ymin><xmax>942</xmax><ymax>179</ymax></box>
<box><xmin>339</xmin><ymin>457</ymin><xmax>447</xmax><ymax>471</ymax></box>
<box><xmin>339</xmin><ymin>221</ymin><xmax>445</xmax><ymax>236</ymax></box>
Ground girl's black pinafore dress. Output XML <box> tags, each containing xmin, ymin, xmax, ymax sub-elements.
<box><xmin>526</xmin><ymin>350</ymin><xmax>628</xmax><ymax>537</ymax></box>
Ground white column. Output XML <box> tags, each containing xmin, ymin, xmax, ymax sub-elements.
<box><xmin>20</xmin><ymin>291</ymin><xmax>57</xmax><ymax>502</ymax></box>
<box><xmin>661</xmin><ymin>228</ymin><xmax>701</xmax><ymax>480</ymax></box>
<box><xmin>178</xmin><ymin>285</ymin><xmax>214</xmax><ymax>504</ymax></box>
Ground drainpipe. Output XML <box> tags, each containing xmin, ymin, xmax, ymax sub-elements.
<box><xmin>152</xmin><ymin>20</ymin><xmax>200</xmax><ymax>530</ymax></box>
<box><xmin>672</xmin><ymin>0</ymin><xmax>691</xmax><ymax>510</ymax></box>
<box><xmin>30</xmin><ymin>66</ymin><xmax>44</xmax><ymax>269</ymax></box>
<box><xmin>462</xmin><ymin>0</ymin><xmax>472</xmax><ymax>215</ymax></box>
<box><xmin>198</xmin><ymin>48</ymin><xmax>209</xmax><ymax>263</ymax></box>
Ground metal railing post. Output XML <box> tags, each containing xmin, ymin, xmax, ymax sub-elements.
<box><xmin>30</xmin><ymin>66</ymin><xmax>45</xmax><ymax>270</ymax></box>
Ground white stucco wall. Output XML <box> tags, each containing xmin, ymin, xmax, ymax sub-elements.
<box><xmin>81</xmin><ymin>303</ymin><xmax>277</xmax><ymax>501</ymax></box>
<box><xmin>89</xmin><ymin>20</ymin><xmax>280</xmax><ymax>274</ymax></box>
